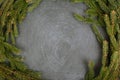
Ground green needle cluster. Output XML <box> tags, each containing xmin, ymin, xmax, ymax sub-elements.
<box><xmin>71</xmin><ymin>0</ymin><xmax>120</xmax><ymax>80</ymax></box>
<box><xmin>0</xmin><ymin>0</ymin><xmax>42</xmax><ymax>80</ymax></box>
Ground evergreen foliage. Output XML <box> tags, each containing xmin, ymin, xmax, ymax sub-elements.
<box><xmin>1</xmin><ymin>0</ymin><xmax>119</xmax><ymax>80</ymax></box>
<box><xmin>71</xmin><ymin>0</ymin><xmax>120</xmax><ymax>80</ymax></box>
<box><xmin>0</xmin><ymin>0</ymin><xmax>42</xmax><ymax>80</ymax></box>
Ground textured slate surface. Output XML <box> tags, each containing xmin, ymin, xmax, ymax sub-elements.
<box><xmin>17</xmin><ymin>0</ymin><xmax>101</xmax><ymax>80</ymax></box>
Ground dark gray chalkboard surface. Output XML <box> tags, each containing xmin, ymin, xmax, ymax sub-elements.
<box><xmin>17</xmin><ymin>0</ymin><xmax>101</xmax><ymax>80</ymax></box>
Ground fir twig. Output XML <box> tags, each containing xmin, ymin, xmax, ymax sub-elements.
<box><xmin>0</xmin><ymin>0</ymin><xmax>42</xmax><ymax>80</ymax></box>
<box><xmin>71</xmin><ymin>0</ymin><xmax>120</xmax><ymax>80</ymax></box>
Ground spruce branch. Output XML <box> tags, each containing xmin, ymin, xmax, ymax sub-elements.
<box><xmin>72</xmin><ymin>0</ymin><xmax>120</xmax><ymax>80</ymax></box>
<box><xmin>0</xmin><ymin>0</ymin><xmax>42</xmax><ymax>80</ymax></box>
<box><xmin>26</xmin><ymin>0</ymin><xmax>42</xmax><ymax>12</ymax></box>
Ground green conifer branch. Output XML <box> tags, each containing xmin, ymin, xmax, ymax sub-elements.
<box><xmin>72</xmin><ymin>0</ymin><xmax>120</xmax><ymax>80</ymax></box>
<box><xmin>0</xmin><ymin>0</ymin><xmax>42</xmax><ymax>80</ymax></box>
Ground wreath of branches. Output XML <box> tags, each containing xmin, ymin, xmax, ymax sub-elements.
<box><xmin>0</xmin><ymin>0</ymin><xmax>119</xmax><ymax>80</ymax></box>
